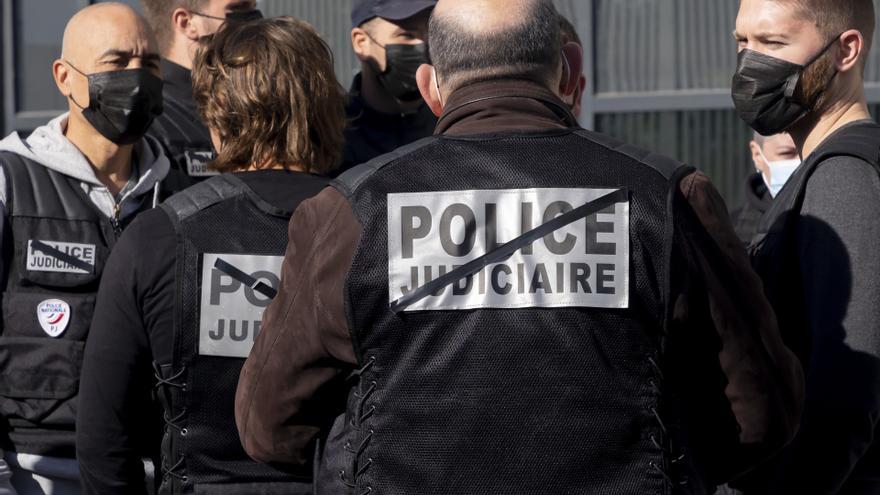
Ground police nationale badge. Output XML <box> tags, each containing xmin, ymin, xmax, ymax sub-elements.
<box><xmin>37</xmin><ymin>299</ymin><xmax>71</xmax><ymax>338</ymax></box>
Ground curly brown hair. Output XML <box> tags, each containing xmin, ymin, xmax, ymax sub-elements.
<box><xmin>192</xmin><ymin>16</ymin><xmax>346</xmax><ymax>174</ymax></box>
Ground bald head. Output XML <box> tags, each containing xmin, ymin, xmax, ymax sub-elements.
<box><xmin>429</xmin><ymin>0</ymin><xmax>562</xmax><ymax>92</ymax></box>
<box><xmin>54</xmin><ymin>2</ymin><xmax>162</xmax><ymax>137</ymax></box>
<box><xmin>432</xmin><ymin>0</ymin><xmax>539</xmax><ymax>37</ymax></box>
<box><xmin>62</xmin><ymin>3</ymin><xmax>158</xmax><ymax>68</ymax></box>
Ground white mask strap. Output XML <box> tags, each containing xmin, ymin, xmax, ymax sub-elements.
<box><xmin>433</xmin><ymin>67</ymin><xmax>444</xmax><ymax>107</ymax></box>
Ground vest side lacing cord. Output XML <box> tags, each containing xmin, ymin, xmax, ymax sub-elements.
<box><xmin>153</xmin><ymin>361</ymin><xmax>189</xmax><ymax>485</ymax></box>
<box><xmin>646</xmin><ymin>353</ymin><xmax>688</xmax><ymax>488</ymax></box>
<box><xmin>340</xmin><ymin>356</ymin><xmax>377</xmax><ymax>495</ymax></box>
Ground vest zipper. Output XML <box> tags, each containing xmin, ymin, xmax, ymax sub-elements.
<box><xmin>111</xmin><ymin>202</ymin><xmax>122</xmax><ymax>235</ymax></box>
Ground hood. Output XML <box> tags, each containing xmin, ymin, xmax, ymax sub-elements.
<box><xmin>0</xmin><ymin>113</ymin><xmax>169</xmax><ymax>202</ymax></box>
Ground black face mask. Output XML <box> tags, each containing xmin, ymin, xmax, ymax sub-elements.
<box><xmin>225</xmin><ymin>9</ymin><xmax>263</xmax><ymax>22</ymax></box>
<box><xmin>67</xmin><ymin>63</ymin><xmax>164</xmax><ymax>145</ymax></box>
<box><xmin>731</xmin><ymin>37</ymin><xmax>839</xmax><ymax>135</ymax></box>
<box><xmin>372</xmin><ymin>41</ymin><xmax>430</xmax><ymax>102</ymax></box>
<box><xmin>192</xmin><ymin>9</ymin><xmax>263</xmax><ymax>23</ymax></box>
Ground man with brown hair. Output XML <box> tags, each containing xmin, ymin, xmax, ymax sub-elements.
<box><xmin>75</xmin><ymin>16</ymin><xmax>346</xmax><ymax>495</ymax></box>
<box><xmin>733</xmin><ymin>0</ymin><xmax>880</xmax><ymax>492</ymax></box>
<box><xmin>140</xmin><ymin>0</ymin><xmax>259</xmax><ymax>183</ymax></box>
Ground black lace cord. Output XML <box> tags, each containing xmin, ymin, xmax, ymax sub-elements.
<box><xmin>152</xmin><ymin>362</ymin><xmax>187</xmax><ymax>391</ymax></box>
<box><xmin>163</xmin><ymin>456</ymin><xmax>187</xmax><ymax>483</ymax></box>
<box><xmin>646</xmin><ymin>353</ymin><xmax>688</xmax><ymax>487</ymax></box>
<box><xmin>152</xmin><ymin>362</ymin><xmax>188</xmax><ymax>484</ymax></box>
<box><xmin>340</xmin><ymin>357</ymin><xmax>378</xmax><ymax>491</ymax></box>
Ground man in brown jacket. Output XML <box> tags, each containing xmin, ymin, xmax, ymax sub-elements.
<box><xmin>235</xmin><ymin>0</ymin><xmax>803</xmax><ymax>493</ymax></box>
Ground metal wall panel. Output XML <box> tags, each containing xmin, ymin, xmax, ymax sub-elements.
<box><xmin>596</xmin><ymin>110</ymin><xmax>754</xmax><ymax>209</ymax></box>
<box><xmin>595</xmin><ymin>0</ymin><xmax>738</xmax><ymax>93</ymax></box>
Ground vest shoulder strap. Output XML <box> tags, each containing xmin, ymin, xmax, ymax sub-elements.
<box><xmin>0</xmin><ymin>151</ymin><xmax>100</xmax><ymax>220</ymax></box>
<box><xmin>574</xmin><ymin>129</ymin><xmax>693</xmax><ymax>180</ymax></box>
<box><xmin>806</xmin><ymin>122</ymin><xmax>880</xmax><ymax>168</ymax></box>
<box><xmin>160</xmin><ymin>174</ymin><xmax>245</xmax><ymax>224</ymax></box>
<box><xmin>332</xmin><ymin>136</ymin><xmax>439</xmax><ymax>199</ymax></box>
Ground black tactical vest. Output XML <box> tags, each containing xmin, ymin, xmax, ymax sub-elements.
<box><xmin>156</xmin><ymin>174</ymin><xmax>312</xmax><ymax>495</ymax></box>
<box><xmin>0</xmin><ymin>152</ymin><xmax>147</xmax><ymax>456</ymax></box>
<box><xmin>750</xmin><ymin>121</ymin><xmax>880</xmax><ymax>367</ymax></box>
<box><xmin>318</xmin><ymin>129</ymin><xmax>693</xmax><ymax>495</ymax></box>
<box><xmin>147</xmin><ymin>63</ymin><xmax>215</xmax><ymax>185</ymax></box>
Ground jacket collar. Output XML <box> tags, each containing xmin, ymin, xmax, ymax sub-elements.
<box><xmin>435</xmin><ymin>78</ymin><xmax>578</xmax><ymax>136</ymax></box>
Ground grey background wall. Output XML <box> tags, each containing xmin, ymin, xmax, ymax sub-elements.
<box><xmin>3</xmin><ymin>0</ymin><xmax>880</xmax><ymax>208</ymax></box>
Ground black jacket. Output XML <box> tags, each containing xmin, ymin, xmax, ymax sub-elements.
<box><xmin>339</xmin><ymin>74</ymin><xmax>437</xmax><ymax>174</ymax></box>
<box><xmin>147</xmin><ymin>60</ymin><xmax>214</xmax><ymax>186</ymax></box>
<box><xmin>730</xmin><ymin>173</ymin><xmax>772</xmax><ymax>245</ymax></box>
<box><xmin>76</xmin><ymin>170</ymin><xmax>328</xmax><ymax>494</ymax></box>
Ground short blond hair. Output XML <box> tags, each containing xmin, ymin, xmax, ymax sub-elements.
<box><xmin>192</xmin><ymin>17</ymin><xmax>347</xmax><ymax>174</ymax></box>
<box><xmin>140</xmin><ymin>0</ymin><xmax>207</xmax><ymax>55</ymax></box>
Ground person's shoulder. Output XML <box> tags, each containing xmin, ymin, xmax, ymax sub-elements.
<box><xmin>573</xmin><ymin>129</ymin><xmax>689</xmax><ymax>181</ymax></box>
<box><xmin>333</xmin><ymin>136</ymin><xmax>441</xmax><ymax>198</ymax></box>
<box><xmin>119</xmin><ymin>208</ymin><xmax>174</xmax><ymax>247</ymax></box>
<box><xmin>103</xmin><ymin>208</ymin><xmax>176</xmax><ymax>287</ymax></box>
<box><xmin>806</xmin><ymin>155</ymin><xmax>880</xmax><ymax>208</ymax></box>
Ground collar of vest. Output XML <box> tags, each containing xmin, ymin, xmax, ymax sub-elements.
<box><xmin>435</xmin><ymin>78</ymin><xmax>578</xmax><ymax>135</ymax></box>
<box><xmin>162</xmin><ymin>174</ymin><xmax>294</xmax><ymax>223</ymax></box>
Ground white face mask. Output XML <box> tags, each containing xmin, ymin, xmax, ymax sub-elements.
<box><xmin>758</xmin><ymin>148</ymin><xmax>801</xmax><ymax>198</ymax></box>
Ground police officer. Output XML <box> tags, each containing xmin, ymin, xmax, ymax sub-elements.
<box><xmin>733</xmin><ymin>0</ymin><xmax>880</xmax><ymax>492</ymax></box>
<box><xmin>0</xmin><ymin>4</ymin><xmax>168</xmax><ymax>493</ymax></box>
<box><xmin>236</xmin><ymin>0</ymin><xmax>803</xmax><ymax>493</ymax></box>
<box><xmin>76</xmin><ymin>16</ymin><xmax>345</xmax><ymax>495</ymax></box>
<box><xmin>730</xmin><ymin>132</ymin><xmax>799</xmax><ymax>244</ymax></box>
<box><xmin>341</xmin><ymin>0</ymin><xmax>438</xmax><ymax>172</ymax></box>
<box><xmin>140</xmin><ymin>0</ymin><xmax>261</xmax><ymax>184</ymax></box>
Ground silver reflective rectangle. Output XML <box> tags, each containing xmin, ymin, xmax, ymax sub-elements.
<box><xmin>387</xmin><ymin>188</ymin><xmax>630</xmax><ymax>312</ymax></box>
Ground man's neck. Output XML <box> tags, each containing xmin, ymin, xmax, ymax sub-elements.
<box><xmin>65</xmin><ymin>116</ymin><xmax>133</xmax><ymax>196</ymax></box>
<box><xmin>165</xmin><ymin>42</ymin><xmax>193</xmax><ymax>71</ymax></box>
<box><xmin>792</xmin><ymin>91</ymin><xmax>871</xmax><ymax>159</ymax></box>
<box><xmin>360</xmin><ymin>66</ymin><xmax>422</xmax><ymax>115</ymax></box>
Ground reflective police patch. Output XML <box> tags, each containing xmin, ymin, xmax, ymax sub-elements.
<box><xmin>37</xmin><ymin>299</ymin><xmax>70</xmax><ymax>337</ymax></box>
<box><xmin>185</xmin><ymin>149</ymin><xmax>219</xmax><ymax>177</ymax></box>
<box><xmin>26</xmin><ymin>240</ymin><xmax>96</xmax><ymax>274</ymax></box>
<box><xmin>387</xmin><ymin>188</ymin><xmax>630</xmax><ymax>312</ymax></box>
<box><xmin>199</xmin><ymin>253</ymin><xmax>283</xmax><ymax>358</ymax></box>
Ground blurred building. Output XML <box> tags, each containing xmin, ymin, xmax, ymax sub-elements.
<box><xmin>3</xmin><ymin>0</ymin><xmax>880</xmax><ymax>206</ymax></box>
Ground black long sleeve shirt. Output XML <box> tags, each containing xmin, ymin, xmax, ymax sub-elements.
<box><xmin>76</xmin><ymin>170</ymin><xmax>328</xmax><ymax>494</ymax></box>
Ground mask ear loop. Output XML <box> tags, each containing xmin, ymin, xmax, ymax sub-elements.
<box><xmin>432</xmin><ymin>67</ymin><xmax>444</xmax><ymax>107</ymax></box>
<box><xmin>63</xmin><ymin>60</ymin><xmax>89</xmax><ymax>110</ymax></box>
<box><xmin>797</xmin><ymin>33</ymin><xmax>845</xmax><ymax>103</ymax></box>
<box><xmin>755</xmin><ymin>146</ymin><xmax>774</xmax><ymax>188</ymax></box>
<box><xmin>561</xmin><ymin>51</ymin><xmax>572</xmax><ymax>94</ymax></box>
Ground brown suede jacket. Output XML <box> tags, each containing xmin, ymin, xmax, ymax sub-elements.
<box><xmin>234</xmin><ymin>79</ymin><xmax>804</xmax><ymax>484</ymax></box>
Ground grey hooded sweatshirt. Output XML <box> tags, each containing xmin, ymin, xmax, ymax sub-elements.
<box><xmin>0</xmin><ymin>113</ymin><xmax>169</xmax><ymax>493</ymax></box>
<box><xmin>0</xmin><ymin>113</ymin><xmax>170</xmax><ymax>221</ymax></box>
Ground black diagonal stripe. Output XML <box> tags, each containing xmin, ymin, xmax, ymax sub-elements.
<box><xmin>31</xmin><ymin>240</ymin><xmax>94</xmax><ymax>273</ymax></box>
<box><xmin>389</xmin><ymin>188</ymin><xmax>629</xmax><ymax>313</ymax></box>
<box><xmin>213</xmin><ymin>258</ymin><xmax>277</xmax><ymax>300</ymax></box>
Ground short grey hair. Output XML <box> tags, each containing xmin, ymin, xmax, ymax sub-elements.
<box><xmin>428</xmin><ymin>0</ymin><xmax>562</xmax><ymax>92</ymax></box>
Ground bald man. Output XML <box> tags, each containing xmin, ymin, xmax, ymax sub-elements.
<box><xmin>0</xmin><ymin>3</ymin><xmax>168</xmax><ymax>494</ymax></box>
<box><xmin>235</xmin><ymin>0</ymin><xmax>803</xmax><ymax>493</ymax></box>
